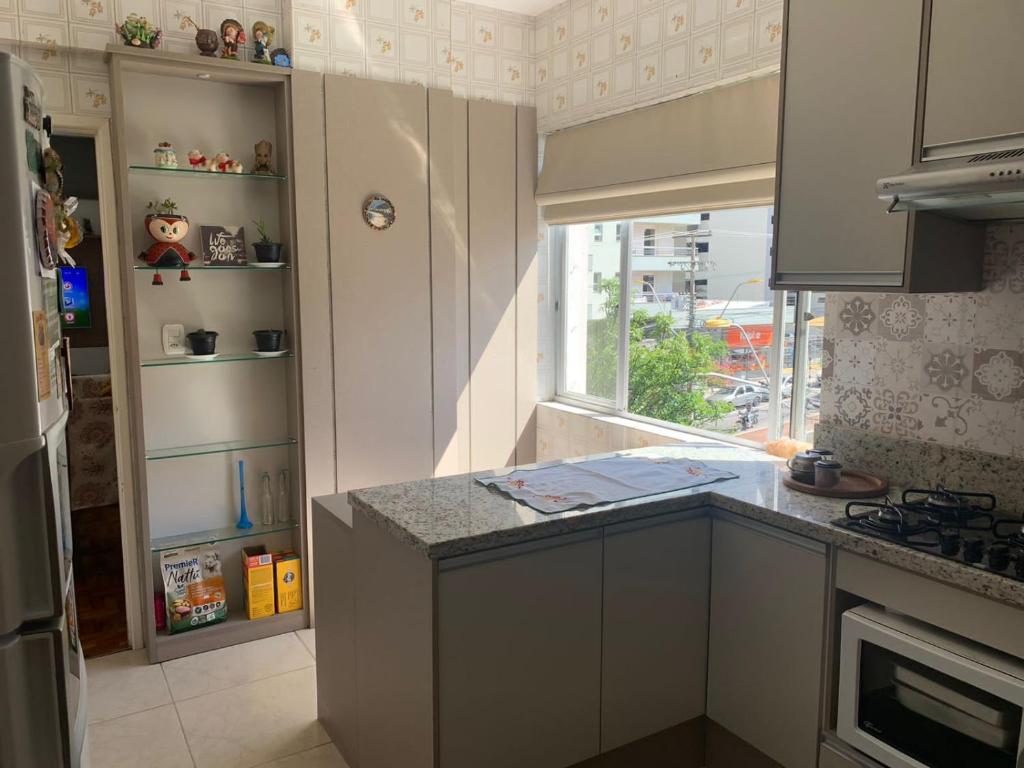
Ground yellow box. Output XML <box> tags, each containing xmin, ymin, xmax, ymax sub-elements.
<box><xmin>274</xmin><ymin>555</ymin><xmax>302</xmax><ymax>614</ymax></box>
<box><xmin>241</xmin><ymin>546</ymin><xmax>275</xmax><ymax>620</ymax></box>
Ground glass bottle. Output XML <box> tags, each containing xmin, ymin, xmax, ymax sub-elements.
<box><xmin>276</xmin><ymin>468</ymin><xmax>290</xmax><ymax>523</ymax></box>
<box><xmin>259</xmin><ymin>471</ymin><xmax>274</xmax><ymax>525</ymax></box>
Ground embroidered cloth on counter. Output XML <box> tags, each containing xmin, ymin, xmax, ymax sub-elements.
<box><xmin>476</xmin><ymin>455</ymin><xmax>738</xmax><ymax>514</ymax></box>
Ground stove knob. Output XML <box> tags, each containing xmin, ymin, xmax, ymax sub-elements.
<box><xmin>963</xmin><ymin>538</ymin><xmax>985</xmax><ymax>564</ymax></box>
<box><xmin>988</xmin><ymin>543</ymin><xmax>1010</xmax><ymax>571</ymax></box>
<box><xmin>939</xmin><ymin>529</ymin><xmax>961</xmax><ymax>556</ymax></box>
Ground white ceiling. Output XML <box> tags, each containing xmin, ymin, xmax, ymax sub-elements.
<box><xmin>466</xmin><ymin>0</ymin><xmax>561</xmax><ymax>17</ymax></box>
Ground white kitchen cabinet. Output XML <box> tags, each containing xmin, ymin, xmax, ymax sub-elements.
<box><xmin>706</xmin><ymin>515</ymin><xmax>827</xmax><ymax>768</ymax></box>
<box><xmin>772</xmin><ymin>0</ymin><xmax>983</xmax><ymax>292</ymax></box>
<box><xmin>601</xmin><ymin>514</ymin><xmax>710</xmax><ymax>751</ymax></box>
<box><xmin>437</xmin><ymin>530</ymin><xmax>603</xmax><ymax>768</ymax></box>
<box><xmin>924</xmin><ymin>1</ymin><xmax>1024</xmax><ymax>155</ymax></box>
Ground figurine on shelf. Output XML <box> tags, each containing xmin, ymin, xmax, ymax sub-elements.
<box><xmin>186</xmin><ymin>149</ymin><xmax>207</xmax><ymax>170</ymax></box>
<box><xmin>153</xmin><ymin>142</ymin><xmax>177</xmax><ymax>168</ymax></box>
<box><xmin>252</xmin><ymin>140</ymin><xmax>273</xmax><ymax>175</ymax></box>
<box><xmin>138</xmin><ymin>198</ymin><xmax>196</xmax><ymax>285</ymax></box>
<box><xmin>251</xmin><ymin>21</ymin><xmax>274</xmax><ymax>64</ymax></box>
<box><xmin>270</xmin><ymin>48</ymin><xmax>291</xmax><ymax>68</ymax></box>
<box><xmin>116</xmin><ymin>13</ymin><xmax>162</xmax><ymax>48</ymax></box>
<box><xmin>219</xmin><ymin>18</ymin><xmax>245</xmax><ymax>59</ymax></box>
<box><xmin>208</xmin><ymin>152</ymin><xmax>243</xmax><ymax>173</ymax></box>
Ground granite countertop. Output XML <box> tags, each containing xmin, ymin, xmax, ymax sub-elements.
<box><xmin>339</xmin><ymin>443</ymin><xmax>1024</xmax><ymax>610</ymax></box>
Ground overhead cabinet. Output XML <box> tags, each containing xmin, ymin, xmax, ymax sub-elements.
<box><xmin>923</xmin><ymin>1</ymin><xmax>1024</xmax><ymax>156</ymax></box>
<box><xmin>771</xmin><ymin>0</ymin><xmax>984</xmax><ymax>292</ymax></box>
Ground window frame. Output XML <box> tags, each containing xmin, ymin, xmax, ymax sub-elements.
<box><xmin>555</xmin><ymin>213</ymin><xmax>803</xmax><ymax>449</ymax></box>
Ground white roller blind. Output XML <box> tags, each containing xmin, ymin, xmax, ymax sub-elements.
<box><xmin>537</xmin><ymin>74</ymin><xmax>780</xmax><ymax>223</ymax></box>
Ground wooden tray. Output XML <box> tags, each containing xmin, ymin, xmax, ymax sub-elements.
<box><xmin>782</xmin><ymin>469</ymin><xmax>888</xmax><ymax>499</ymax></box>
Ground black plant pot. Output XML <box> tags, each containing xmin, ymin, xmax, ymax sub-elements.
<box><xmin>253</xmin><ymin>329</ymin><xmax>283</xmax><ymax>352</ymax></box>
<box><xmin>187</xmin><ymin>330</ymin><xmax>219</xmax><ymax>355</ymax></box>
<box><xmin>253</xmin><ymin>242</ymin><xmax>283</xmax><ymax>263</ymax></box>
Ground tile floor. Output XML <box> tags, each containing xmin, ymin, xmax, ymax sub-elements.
<box><xmin>84</xmin><ymin>629</ymin><xmax>349</xmax><ymax>768</ymax></box>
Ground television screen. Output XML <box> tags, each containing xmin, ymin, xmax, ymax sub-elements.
<box><xmin>58</xmin><ymin>267</ymin><xmax>91</xmax><ymax>329</ymax></box>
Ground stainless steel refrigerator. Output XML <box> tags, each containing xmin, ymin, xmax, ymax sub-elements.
<box><xmin>0</xmin><ymin>52</ymin><xmax>87</xmax><ymax>768</ymax></box>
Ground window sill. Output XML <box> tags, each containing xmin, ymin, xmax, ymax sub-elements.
<box><xmin>537</xmin><ymin>400</ymin><xmax>759</xmax><ymax>463</ymax></box>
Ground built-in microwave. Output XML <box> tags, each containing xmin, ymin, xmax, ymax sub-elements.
<box><xmin>837</xmin><ymin>604</ymin><xmax>1024</xmax><ymax>768</ymax></box>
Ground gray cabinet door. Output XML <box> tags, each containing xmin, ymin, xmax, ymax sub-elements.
<box><xmin>706</xmin><ymin>516</ymin><xmax>827</xmax><ymax>768</ymax></box>
<box><xmin>601</xmin><ymin>514</ymin><xmax>710</xmax><ymax>752</ymax></box>
<box><xmin>437</xmin><ymin>530</ymin><xmax>603</xmax><ymax>768</ymax></box>
<box><xmin>924</xmin><ymin>1</ymin><xmax>1024</xmax><ymax>154</ymax></box>
<box><xmin>773</xmin><ymin>0</ymin><xmax>923</xmax><ymax>288</ymax></box>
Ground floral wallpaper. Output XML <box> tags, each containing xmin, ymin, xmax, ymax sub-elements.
<box><xmin>289</xmin><ymin>0</ymin><xmax>535</xmax><ymax>104</ymax></box>
<box><xmin>820</xmin><ymin>221</ymin><xmax>1024</xmax><ymax>459</ymax></box>
<box><xmin>0</xmin><ymin>0</ymin><xmax>286</xmax><ymax>116</ymax></box>
<box><xmin>533</xmin><ymin>0</ymin><xmax>783</xmax><ymax>132</ymax></box>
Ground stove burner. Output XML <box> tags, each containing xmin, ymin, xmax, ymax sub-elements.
<box><xmin>901</xmin><ymin>487</ymin><xmax>996</xmax><ymax>529</ymax></box>
<box><xmin>845</xmin><ymin>499</ymin><xmax>932</xmax><ymax>538</ymax></box>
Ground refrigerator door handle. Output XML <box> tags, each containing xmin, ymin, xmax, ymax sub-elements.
<box><xmin>60</xmin><ymin>338</ymin><xmax>73</xmax><ymax>413</ymax></box>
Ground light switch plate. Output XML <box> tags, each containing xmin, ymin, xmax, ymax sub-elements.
<box><xmin>162</xmin><ymin>323</ymin><xmax>186</xmax><ymax>356</ymax></box>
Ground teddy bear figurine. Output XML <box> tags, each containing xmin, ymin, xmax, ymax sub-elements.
<box><xmin>187</xmin><ymin>148</ymin><xmax>207</xmax><ymax>170</ymax></box>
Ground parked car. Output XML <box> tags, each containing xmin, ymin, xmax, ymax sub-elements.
<box><xmin>708</xmin><ymin>383</ymin><xmax>768</xmax><ymax>409</ymax></box>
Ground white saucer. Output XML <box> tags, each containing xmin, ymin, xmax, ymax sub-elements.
<box><xmin>253</xmin><ymin>349</ymin><xmax>289</xmax><ymax>357</ymax></box>
<box><xmin>185</xmin><ymin>353</ymin><xmax>219</xmax><ymax>360</ymax></box>
<box><xmin>251</xmin><ymin>262</ymin><xmax>287</xmax><ymax>269</ymax></box>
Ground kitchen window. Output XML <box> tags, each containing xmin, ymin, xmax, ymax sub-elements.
<box><xmin>557</xmin><ymin>206</ymin><xmax>824</xmax><ymax>447</ymax></box>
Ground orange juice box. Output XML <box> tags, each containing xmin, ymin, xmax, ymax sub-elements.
<box><xmin>273</xmin><ymin>552</ymin><xmax>302</xmax><ymax>614</ymax></box>
<box><xmin>241</xmin><ymin>545</ymin><xmax>275</xmax><ymax>620</ymax></box>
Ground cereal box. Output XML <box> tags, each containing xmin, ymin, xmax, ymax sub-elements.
<box><xmin>161</xmin><ymin>545</ymin><xmax>227</xmax><ymax>634</ymax></box>
<box><xmin>273</xmin><ymin>553</ymin><xmax>302</xmax><ymax>614</ymax></box>
<box><xmin>242</xmin><ymin>545</ymin><xmax>275</xmax><ymax>620</ymax></box>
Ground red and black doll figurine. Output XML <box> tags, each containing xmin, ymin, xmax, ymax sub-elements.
<box><xmin>138</xmin><ymin>199</ymin><xmax>196</xmax><ymax>285</ymax></box>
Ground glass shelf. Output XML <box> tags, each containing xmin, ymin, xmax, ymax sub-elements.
<box><xmin>129</xmin><ymin>164</ymin><xmax>286</xmax><ymax>181</ymax></box>
<box><xmin>134</xmin><ymin>264</ymin><xmax>290</xmax><ymax>271</ymax></box>
<box><xmin>141</xmin><ymin>352</ymin><xmax>294</xmax><ymax>368</ymax></box>
<box><xmin>150</xmin><ymin>520</ymin><xmax>298</xmax><ymax>553</ymax></box>
<box><xmin>145</xmin><ymin>438</ymin><xmax>297</xmax><ymax>461</ymax></box>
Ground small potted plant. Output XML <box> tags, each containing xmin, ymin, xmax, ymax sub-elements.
<box><xmin>139</xmin><ymin>198</ymin><xmax>195</xmax><ymax>284</ymax></box>
<box><xmin>252</xmin><ymin>219</ymin><xmax>283</xmax><ymax>263</ymax></box>
<box><xmin>181</xmin><ymin>15</ymin><xmax>219</xmax><ymax>57</ymax></box>
<box><xmin>116</xmin><ymin>13</ymin><xmax>162</xmax><ymax>48</ymax></box>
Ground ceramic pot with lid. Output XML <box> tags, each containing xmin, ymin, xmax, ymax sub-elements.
<box><xmin>814</xmin><ymin>459</ymin><xmax>843</xmax><ymax>488</ymax></box>
<box><xmin>787</xmin><ymin>449</ymin><xmax>833</xmax><ymax>484</ymax></box>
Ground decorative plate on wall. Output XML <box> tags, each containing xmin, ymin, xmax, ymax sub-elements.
<box><xmin>363</xmin><ymin>195</ymin><xmax>395</xmax><ymax>231</ymax></box>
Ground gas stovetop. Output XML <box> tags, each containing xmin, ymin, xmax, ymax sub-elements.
<box><xmin>833</xmin><ymin>487</ymin><xmax>1024</xmax><ymax>582</ymax></box>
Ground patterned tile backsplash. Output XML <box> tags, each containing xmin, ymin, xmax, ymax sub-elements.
<box><xmin>1</xmin><ymin>0</ymin><xmax>783</xmax><ymax>127</ymax></box>
<box><xmin>821</xmin><ymin>221</ymin><xmax>1024</xmax><ymax>459</ymax></box>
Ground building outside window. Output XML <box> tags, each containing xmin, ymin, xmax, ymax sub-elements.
<box><xmin>558</xmin><ymin>206</ymin><xmax>824</xmax><ymax>446</ymax></box>
<box><xmin>593</xmin><ymin>224</ymin><xmax>603</xmax><ymax>242</ymax></box>
<box><xmin>616</xmin><ymin>223</ymin><xmax>623</xmax><ymax>241</ymax></box>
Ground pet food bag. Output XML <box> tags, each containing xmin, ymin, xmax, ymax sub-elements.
<box><xmin>161</xmin><ymin>544</ymin><xmax>228</xmax><ymax>634</ymax></box>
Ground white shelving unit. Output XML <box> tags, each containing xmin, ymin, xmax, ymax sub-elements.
<box><xmin>107</xmin><ymin>46</ymin><xmax>308</xmax><ymax>663</ymax></box>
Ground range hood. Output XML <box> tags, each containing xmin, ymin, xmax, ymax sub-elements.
<box><xmin>878</xmin><ymin>148</ymin><xmax>1024</xmax><ymax>220</ymax></box>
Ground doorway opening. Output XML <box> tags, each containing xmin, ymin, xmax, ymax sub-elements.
<box><xmin>51</xmin><ymin>133</ymin><xmax>129</xmax><ymax>658</ymax></box>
